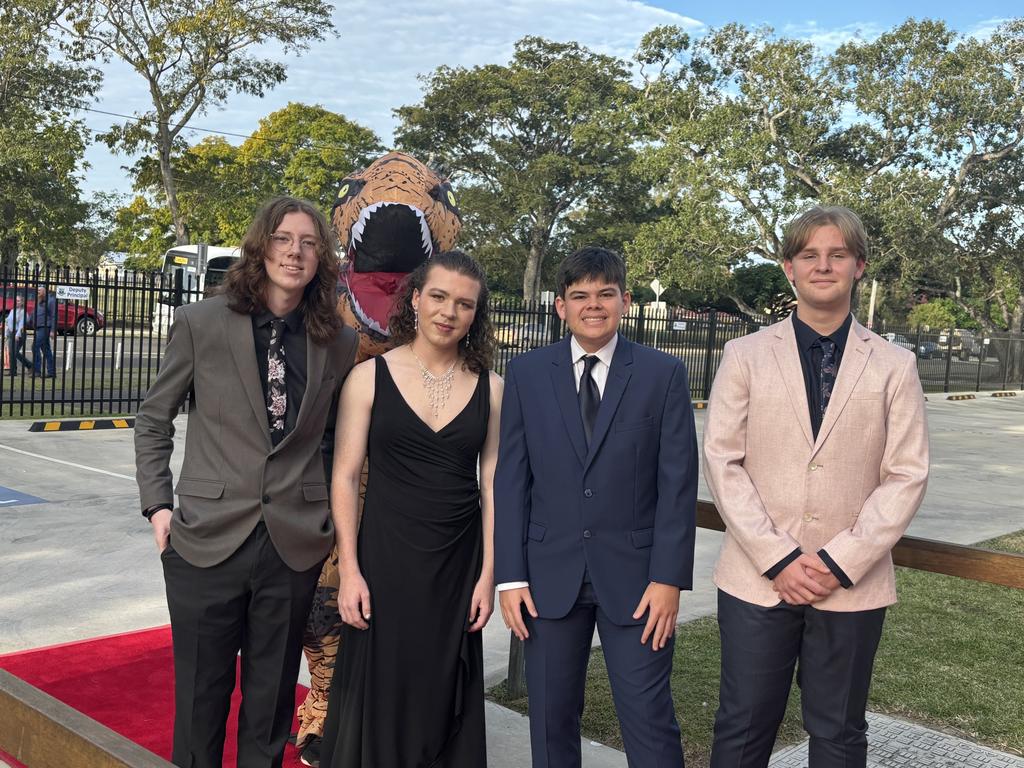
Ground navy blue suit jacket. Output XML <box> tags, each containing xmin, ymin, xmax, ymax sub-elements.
<box><xmin>494</xmin><ymin>334</ymin><xmax>698</xmax><ymax>625</ymax></box>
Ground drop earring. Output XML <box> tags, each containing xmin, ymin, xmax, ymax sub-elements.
<box><xmin>414</xmin><ymin>309</ymin><xmax>419</xmax><ymax>331</ymax></box>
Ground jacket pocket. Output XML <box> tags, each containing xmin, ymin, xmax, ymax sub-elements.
<box><xmin>527</xmin><ymin>522</ymin><xmax>547</xmax><ymax>542</ymax></box>
<box><xmin>615</xmin><ymin>416</ymin><xmax>654</xmax><ymax>432</ymax></box>
<box><xmin>174</xmin><ymin>478</ymin><xmax>225</xmax><ymax>499</ymax></box>
<box><xmin>630</xmin><ymin>527</ymin><xmax>654</xmax><ymax>548</ymax></box>
<box><xmin>303</xmin><ymin>483</ymin><xmax>329</xmax><ymax>502</ymax></box>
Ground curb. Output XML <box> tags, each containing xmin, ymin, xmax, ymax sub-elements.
<box><xmin>28</xmin><ymin>418</ymin><xmax>135</xmax><ymax>433</ymax></box>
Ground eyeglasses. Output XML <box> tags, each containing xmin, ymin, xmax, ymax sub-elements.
<box><xmin>270</xmin><ymin>232</ymin><xmax>320</xmax><ymax>254</ymax></box>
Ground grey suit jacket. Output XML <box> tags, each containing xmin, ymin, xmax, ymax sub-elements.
<box><xmin>135</xmin><ymin>294</ymin><xmax>358</xmax><ymax>571</ymax></box>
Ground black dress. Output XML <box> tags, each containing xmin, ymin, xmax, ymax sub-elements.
<box><xmin>321</xmin><ymin>356</ymin><xmax>488</xmax><ymax>768</ymax></box>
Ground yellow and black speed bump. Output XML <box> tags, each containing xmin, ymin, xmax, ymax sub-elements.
<box><xmin>693</xmin><ymin>401</ymin><xmax>708</xmax><ymax>410</ymax></box>
<box><xmin>946</xmin><ymin>394</ymin><xmax>976</xmax><ymax>401</ymax></box>
<box><xmin>29</xmin><ymin>418</ymin><xmax>135</xmax><ymax>433</ymax></box>
<box><xmin>991</xmin><ymin>391</ymin><xmax>1018</xmax><ymax>397</ymax></box>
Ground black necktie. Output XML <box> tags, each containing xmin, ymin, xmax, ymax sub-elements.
<box><xmin>266</xmin><ymin>318</ymin><xmax>287</xmax><ymax>445</ymax></box>
<box><xmin>819</xmin><ymin>338</ymin><xmax>837</xmax><ymax>417</ymax></box>
<box><xmin>579</xmin><ymin>355</ymin><xmax>601</xmax><ymax>445</ymax></box>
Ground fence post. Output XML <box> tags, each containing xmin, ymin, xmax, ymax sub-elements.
<box><xmin>943</xmin><ymin>330</ymin><xmax>954</xmax><ymax>393</ymax></box>
<box><xmin>507</xmin><ymin>634</ymin><xmax>527</xmax><ymax>699</ymax></box>
<box><xmin>636</xmin><ymin>302</ymin><xmax>646</xmax><ymax>345</ymax></box>
<box><xmin>976</xmin><ymin>342</ymin><xmax>985</xmax><ymax>392</ymax></box>
<box><xmin>172</xmin><ymin>268</ymin><xmax>184</xmax><ymax>309</ymax></box>
<box><xmin>701</xmin><ymin>310</ymin><xmax>719</xmax><ymax>400</ymax></box>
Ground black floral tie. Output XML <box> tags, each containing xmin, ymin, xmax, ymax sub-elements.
<box><xmin>267</xmin><ymin>318</ymin><xmax>287</xmax><ymax>445</ymax></box>
<box><xmin>819</xmin><ymin>338</ymin><xmax>836</xmax><ymax>417</ymax></box>
<box><xmin>579</xmin><ymin>355</ymin><xmax>601</xmax><ymax>445</ymax></box>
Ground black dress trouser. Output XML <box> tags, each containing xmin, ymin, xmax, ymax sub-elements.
<box><xmin>711</xmin><ymin>589</ymin><xmax>886</xmax><ymax>768</ymax></box>
<box><xmin>162</xmin><ymin>521</ymin><xmax>324</xmax><ymax>768</ymax></box>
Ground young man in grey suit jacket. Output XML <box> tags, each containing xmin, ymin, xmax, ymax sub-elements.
<box><xmin>135</xmin><ymin>197</ymin><xmax>358</xmax><ymax>768</ymax></box>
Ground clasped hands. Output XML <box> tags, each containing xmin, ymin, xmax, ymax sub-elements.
<box><xmin>772</xmin><ymin>552</ymin><xmax>840</xmax><ymax>605</ymax></box>
<box><xmin>499</xmin><ymin>581</ymin><xmax>680</xmax><ymax>652</ymax></box>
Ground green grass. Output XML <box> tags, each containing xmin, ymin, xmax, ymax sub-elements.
<box><xmin>490</xmin><ymin>530</ymin><xmax>1024</xmax><ymax>764</ymax></box>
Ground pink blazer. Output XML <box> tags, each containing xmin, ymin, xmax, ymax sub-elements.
<box><xmin>702</xmin><ymin>315</ymin><xmax>929</xmax><ymax>611</ymax></box>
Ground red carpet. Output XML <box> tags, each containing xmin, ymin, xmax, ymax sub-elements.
<box><xmin>0</xmin><ymin>626</ymin><xmax>308</xmax><ymax>767</ymax></box>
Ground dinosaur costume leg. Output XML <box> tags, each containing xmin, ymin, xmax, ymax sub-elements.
<box><xmin>296</xmin><ymin>465</ymin><xmax>368</xmax><ymax>747</ymax></box>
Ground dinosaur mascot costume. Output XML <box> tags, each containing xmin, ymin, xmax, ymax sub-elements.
<box><xmin>296</xmin><ymin>152</ymin><xmax>462</xmax><ymax>757</ymax></box>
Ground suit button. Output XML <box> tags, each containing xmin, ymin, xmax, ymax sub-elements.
<box><xmin>809</xmin><ymin>463</ymin><xmax>818</xmax><ymax>471</ymax></box>
<box><xmin>583</xmin><ymin>530</ymin><xmax>592</xmax><ymax>539</ymax></box>
<box><xmin>262</xmin><ymin>494</ymin><xmax>271</xmax><ymax>504</ymax></box>
<box><xmin>804</xmin><ymin>513</ymin><xmax>813</xmax><ymax>522</ymax></box>
<box><xmin>584</xmin><ymin>489</ymin><xmax>593</xmax><ymax>498</ymax></box>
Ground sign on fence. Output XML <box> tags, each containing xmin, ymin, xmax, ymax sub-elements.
<box><xmin>56</xmin><ymin>286</ymin><xmax>90</xmax><ymax>301</ymax></box>
<box><xmin>672</xmin><ymin>321</ymin><xmax>688</xmax><ymax>331</ymax></box>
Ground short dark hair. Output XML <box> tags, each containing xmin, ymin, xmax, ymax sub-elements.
<box><xmin>556</xmin><ymin>246</ymin><xmax>627</xmax><ymax>297</ymax></box>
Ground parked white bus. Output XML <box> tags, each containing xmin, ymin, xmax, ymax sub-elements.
<box><xmin>152</xmin><ymin>244</ymin><xmax>240</xmax><ymax>334</ymax></box>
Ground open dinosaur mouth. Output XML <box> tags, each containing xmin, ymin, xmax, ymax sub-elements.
<box><xmin>350</xmin><ymin>202</ymin><xmax>433</xmax><ymax>273</ymax></box>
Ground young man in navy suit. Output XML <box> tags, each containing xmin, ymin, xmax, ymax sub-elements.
<box><xmin>495</xmin><ymin>247</ymin><xmax>698</xmax><ymax>767</ymax></box>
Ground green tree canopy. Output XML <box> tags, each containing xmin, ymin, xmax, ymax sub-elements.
<box><xmin>0</xmin><ymin>0</ymin><xmax>99</xmax><ymax>269</ymax></box>
<box><xmin>396</xmin><ymin>37</ymin><xmax>643</xmax><ymax>301</ymax></box>
<box><xmin>64</xmin><ymin>0</ymin><xmax>335</xmax><ymax>245</ymax></box>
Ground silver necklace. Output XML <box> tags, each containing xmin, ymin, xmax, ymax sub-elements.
<box><xmin>411</xmin><ymin>349</ymin><xmax>457</xmax><ymax>420</ymax></box>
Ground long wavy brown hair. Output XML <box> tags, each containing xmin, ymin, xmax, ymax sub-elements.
<box><xmin>222</xmin><ymin>196</ymin><xmax>342</xmax><ymax>345</ymax></box>
<box><xmin>389</xmin><ymin>251</ymin><xmax>495</xmax><ymax>374</ymax></box>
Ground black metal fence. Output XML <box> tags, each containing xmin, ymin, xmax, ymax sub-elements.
<box><xmin>2</xmin><ymin>266</ymin><xmax>1022</xmax><ymax>418</ymax></box>
<box><xmin>489</xmin><ymin>298</ymin><xmax>764</xmax><ymax>398</ymax></box>
<box><xmin>1</xmin><ymin>265</ymin><xmax>202</xmax><ymax>418</ymax></box>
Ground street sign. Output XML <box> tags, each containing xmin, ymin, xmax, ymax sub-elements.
<box><xmin>650</xmin><ymin>279</ymin><xmax>664</xmax><ymax>302</ymax></box>
<box><xmin>540</xmin><ymin>290</ymin><xmax>555</xmax><ymax>305</ymax></box>
<box><xmin>56</xmin><ymin>286</ymin><xmax>90</xmax><ymax>301</ymax></box>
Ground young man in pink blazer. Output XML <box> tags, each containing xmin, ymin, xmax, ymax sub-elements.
<box><xmin>703</xmin><ymin>206</ymin><xmax>930</xmax><ymax>767</ymax></box>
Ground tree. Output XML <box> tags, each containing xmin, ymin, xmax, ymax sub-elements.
<box><xmin>0</xmin><ymin>0</ymin><xmax>99</xmax><ymax>269</ymax></box>
<box><xmin>396</xmin><ymin>37</ymin><xmax>642</xmax><ymax>301</ymax></box>
<box><xmin>64</xmin><ymin>0</ymin><xmax>335</xmax><ymax>245</ymax></box>
<box><xmin>121</xmin><ymin>104</ymin><xmax>382</xmax><ymax>247</ymax></box>
<box><xmin>629</xmin><ymin>24</ymin><xmax>839</xmax><ymax>315</ymax></box>
<box><xmin>106</xmin><ymin>194</ymin><xmax>174</xmax><ymax>269</ymax></box>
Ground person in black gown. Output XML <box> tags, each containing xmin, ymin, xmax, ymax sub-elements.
<box><xmin>321</xmin><ymin>250</ymin><xmax>503</xmax><ymax>768</ymax></box>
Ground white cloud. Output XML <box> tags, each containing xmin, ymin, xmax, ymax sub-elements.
<box><xmin>81</xmin><ymin>0</ymin><xmax>702</xmax><ymax>196</ymax></box>
<box><xmin>780</xmin><ymin>20</ymin><xmax>886</xmax><ymax>54</ymax></box>
<box><xmin>965</xmin><ymin>17</ymin><xmax>1010</xmax><ymax>40</ymax></box>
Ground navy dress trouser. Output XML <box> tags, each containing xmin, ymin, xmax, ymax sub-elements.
<box><xmin>711</xmin><ymin>589</ymin><xmax>886</xmax><ymax>768</ymax></box>
<box><xmin>524</xmin><ymin>581</ymin><xmax>684</xmax><ymax>768</ymax></box>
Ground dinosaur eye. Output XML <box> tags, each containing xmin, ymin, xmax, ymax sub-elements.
<box><xmin>335</xmin><ymin>178</ymin><xmax>366</xmax><ymax>203</ymax></box>
<box><xmin>430</xmin><ymin>183</ymin><xmax>460</xmax><ymax>217</ymax></box>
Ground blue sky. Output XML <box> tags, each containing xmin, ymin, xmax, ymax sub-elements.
<box><xmin>79</xmin><ymin>0</ymin><xmax>1018</xmax><ymax>199</ymax></box>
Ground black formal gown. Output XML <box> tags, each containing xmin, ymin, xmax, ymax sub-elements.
<box><xmin>321</xmin><ymin>356</ymin><xmax>489</xmax><ymax>768</ymax></box>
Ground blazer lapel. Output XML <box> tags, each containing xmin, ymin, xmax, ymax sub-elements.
<box><xmin>811</xmin><ymin>319</ymin><xmax>872</xmax><ymax>456</ymax></box>
<box><xmin>584</xmin><ymin>335</ymin><xmax>632</xmax><ymax>470</ymax></box>
<box><xmin>226</xmin><ymin>308</ymin><xmax>271</xmax><ymax>444</ymax></box>
<box><xmin>772</xmin><ymin>315</ymin><xmax>815</xmax><ymax>449</ymax></box>
<box><xmin>274</xmin><ymin>332</ymin><xmax>326</xmax><ymax>453</ymax></box>
<box><xmin>549</xmin><ymin>337</ymin><xmax>588</xmax><ymax>467</ymax></box>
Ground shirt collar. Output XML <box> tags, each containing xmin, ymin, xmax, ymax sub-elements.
<box><xmin>570</xmin><ymin>334</ymin><xmax>618</xmax><ymax>369</ymax></box>
<box><xmin>255</xmin><ymin>306</ymin><xmax>303</xmax><ymax>333</ymax></box>
<box><xmin>792</xmin><ymin>312</ymin><xmax>852</xmax><ymax>354</ymax></box>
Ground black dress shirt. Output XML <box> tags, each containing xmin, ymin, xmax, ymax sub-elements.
<box><xmin>253</xmin><ymin>307</ymin><xmax>307</xmax><ymax>440</ymax></box>
<box><xmin>763</xmin><ymin>313</ymin><xmax>853</xmax><ymax>589</ymax></box>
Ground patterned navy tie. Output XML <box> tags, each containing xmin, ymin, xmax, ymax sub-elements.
<box><xmin>266</xmin><ymin>318</ymin><xmax>287</xmax><ymax>445</ymax></box>
<box><xmin>819</xmin><ymin>338</ymin><xmax>837</xmax><ymax>417</ymax></box>
<box><xmin>579</xmin><ymin>355</ymin><xmax>601</xmax><ymax>445</ymax></box>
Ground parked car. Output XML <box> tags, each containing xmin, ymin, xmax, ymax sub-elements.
<box><xmin>882</xmin><ymin>332</ymin><xmax>914</xmax><ymax>351</ymax></box>
<box><xmin>494</xmin><ymin>321</ymin><xmax>550</xmax><ymax>349</ymax></box>
<box><xmin>937</xmin><ymin>328</ymin><xmax>983</xmax><ymax>360</ymax></box>
<box><xmin>1</xmin><ymin>286</ymin><xmax>106</xmax><ymax>335</ymax></box>
<box><xmin>917</xmin><ymin>341</ymin><xmax>943</xmax><ymax>359</ymax></box>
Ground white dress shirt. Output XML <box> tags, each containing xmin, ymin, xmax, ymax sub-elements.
<box><xmin>497</xmin><ymin>334</ymin><xmax>618</xmax><ymax>593</ymax></box>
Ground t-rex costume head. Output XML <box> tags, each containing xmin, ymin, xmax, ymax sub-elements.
<box><xmin>332</xmin><ymin>151</ymin><xmax>461</xmax><ymax>360</ymax></box>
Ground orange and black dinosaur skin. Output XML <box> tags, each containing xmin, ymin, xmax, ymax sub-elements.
<box><xmin>296</xmin><ymin>152</ymin><xmax>461</xmax><ymax>752</ymax></box>
<box><xmin>332</xmin><ymin>151</ymin><xmax>462</xmax><ymax>361</ymax></box>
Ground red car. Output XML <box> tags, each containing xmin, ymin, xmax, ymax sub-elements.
<box><xmin>1</xmin><ymin>286</ymin><xmax>106</xmax><ymax>336</ymax></box>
